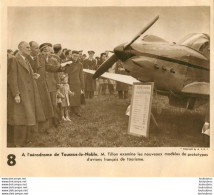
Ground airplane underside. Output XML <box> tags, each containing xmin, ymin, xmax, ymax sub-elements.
<box><xmin>155</xmin><ymin>88</ymin><xmax>209</xmax><ymax>111</ymax></box>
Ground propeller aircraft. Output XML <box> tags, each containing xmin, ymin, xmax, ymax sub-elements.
<box><xmin>90</xmin><ymin>15</ymin><xmax>210</xmax><ymax>111</ymax></box>
<box><xmin>61</xmin><ymin>15</ymin><xmax>210</xmax><ymax>136</ymax></box>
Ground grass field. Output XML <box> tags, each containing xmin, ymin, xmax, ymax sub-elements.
<box><xmin>27</xmin><ymin>93</ymin><xmax>209</xmax><ymax>147</ymax></box>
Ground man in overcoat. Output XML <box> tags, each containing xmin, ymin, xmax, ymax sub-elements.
<box><xmin>78</xmin><ymin>50</ymin><xmax>84</xmax><ymax>63</ymax></box>
<box><xmin>83</xmin><ymin>50</ymin><xmax>96</xmax><ymax>99</ymax></box>
<box><xmin>27</xmin><ymin>41</ymin><xmax>39</xmax><ymax>72</ymax></box>
<box><xmin>36</xmin><ymin>43</ymin><xmax>64</xmax><ymax>130</ymax></box>
<box><xmin>7</xmin><ymin>41</ymin><xmax>45</xmax><ymax>146</ymax></box>
<box><xmin>25</xmin><ymin>41</ymin><xmax>41</xmax><ymax>139</ymax></box>
<box><xmin>46</xmin><ymin>46</ymin><xmax>61</xmax><ymax>126</ymax></box>
<box><xmin>64</xmin><ymin>50</ymin><xmax>84</xmax><ymax>116</ymax></box>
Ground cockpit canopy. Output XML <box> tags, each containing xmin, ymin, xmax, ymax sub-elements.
<box><xmin>178</xmin><ymin>33</ymin><xmax>210</xmax><ymax>58</ymax></box>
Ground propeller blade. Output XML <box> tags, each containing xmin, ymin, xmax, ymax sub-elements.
<box><xmin>93</xmin><ymin>54</ymin><xmax>118</xmax><ymax>79</ymax></box>
<box><xmin>124</xmin><ymin>15</ymin><xmax>159</xmax><ymax>49</ymax></box>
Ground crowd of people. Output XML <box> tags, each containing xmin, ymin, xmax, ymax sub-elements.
<box><xmin>7</xmin><ymin>41</ymin><xmax>129</xmax><ymax>147</ymax></box>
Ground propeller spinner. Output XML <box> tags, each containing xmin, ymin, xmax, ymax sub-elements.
<box><xmin>93</xmin><ymin>15</ymin><xmax>159</xmax><ymax>79</ymax></box>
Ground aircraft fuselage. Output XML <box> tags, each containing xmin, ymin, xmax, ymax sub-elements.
<box><xmin>117</xmin><ymin>43</ymin><xmax>209</xmax><ymax>94</ymax></box>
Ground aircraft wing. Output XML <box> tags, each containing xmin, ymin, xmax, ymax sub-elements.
<box><xmin>83</xmin><ymin>69</ymin><xmax>139</xmax><ymax>85</ymax></box>
<box><xmin>84</xmin><ymin>69</ymin><xmax>210</xmax><ymax>97</ymax></box>
<box><xmin>181</xmin><ymin>82</ymin><xmax>209</xmax><ymax>96</ymax></box>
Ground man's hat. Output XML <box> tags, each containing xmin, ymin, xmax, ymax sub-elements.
<box><xmin>53</xmin><ymin>44</ymin><xmax>62</xmax><ymax>50</ymax></box>
<box><xmin>88</xmin><ymin>50</ymin><xmax>95</xmax><ymax>54</ymax></box>
<box><xmin>39</xmin><ymin>43</ymin><xmax>50</xmax><ymax>51</ymax></box>
<box><xmin>72</xmin><ymin>50</ymin><xmax>79</xmax><ymax>54</ymax></box>
<box><xmin>79</xmin><ymin>50</ymin><xmax>83</xmax><ymax>52</ymax></box>
<box><xmin>65</xmin><ymin>49</ymin><xmax>71</xmax><ymax>56</ymax></box>
<box><xmin>83</xmin><ymin>54</ymin><xmax>87</xmax><ymax>57</ymax></box>
<box><xmin>53</xmin><ymin>44</ymin><xmax>62</xmax><ymax>53</ymax></box>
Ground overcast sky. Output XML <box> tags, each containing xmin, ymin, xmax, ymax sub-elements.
<box><xmin>8</xmin><ymin>6</ymin><xmax>210</xmax><ymax>56</ymax></box>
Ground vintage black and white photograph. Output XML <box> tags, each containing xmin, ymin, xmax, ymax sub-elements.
<box><xmin>7</xmin><ymin>6</ymin><xmax>210</xmax><ymax>148</ymax></box>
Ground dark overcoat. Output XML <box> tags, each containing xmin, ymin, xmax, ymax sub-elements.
<box><xmin>7</xmin><ymin>53</ymin><xmax>46</xmax><ymax>126</ymax></box>
<box><xmin>45</xmin><ymin>56</ymin><xmax>60</xmax><ymax>92</ymax></box>
<box><xmin>51</xmin><ymin>54</ymin><xmax>63</xmax><ymax>82</ymax></box>
<box><xmin>65</xmin><ymin>59</ymin><xmax>84</xmax><ymax>106</ymax></box>
<box><xmin>83</xmin><ymin>58</ymin><xmax>96</xmax><ymax>91</ymax></box>
<box><xmin>36</xmin><ymin>54</ymin><xmax>55</xmax><ymax>119</ymax></box>
<box><xmin>26</xmin><ymin>55</ymin><xmax>38</xmax><ymax>73</ymax></box>
<box><xmin>51</xmin><ymin>54</ymin><xmax>61</xmax><ymax>63</ymax></box>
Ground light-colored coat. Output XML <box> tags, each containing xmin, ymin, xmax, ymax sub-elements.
<box><xmin>59</xmin><ymin>84</ymin><xmax>73</xmax><ymax>107</ymax></box>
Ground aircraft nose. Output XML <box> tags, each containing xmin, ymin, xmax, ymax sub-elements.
<box><xmin>114</xmin><ymin>44</ymin><xmax>130</xmax><ymax>62</ymax></box>
<box><xmin>114</xmin><ymin>44</ymin><xmax>131</xmax><ymax>62</ymax></box>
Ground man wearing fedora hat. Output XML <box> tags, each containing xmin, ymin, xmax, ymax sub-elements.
<box><xmin>83</xmin><ymin>50</ymin><xmax>96</xmax><ymax>99</ymax></box>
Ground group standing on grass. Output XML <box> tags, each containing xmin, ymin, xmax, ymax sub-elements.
<box><xmin>7</xmin><ymin>42</ymin><xmax>129</xmax><ymax>147</ymax></box>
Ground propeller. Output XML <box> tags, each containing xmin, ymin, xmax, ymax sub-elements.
<box><xmin>93</xmin><ymin>15</ymin><xmax>159</xmax><ymax>79</ymax></box>
<box><xmin>93</xmin><ymin>54</ymin><xmax>118</xmax><ymax>79</ymax></box>
<box><xmin>124</xmin><ymin>15</ymin><xmax>159</xmax><ymax>50</ymax></box>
